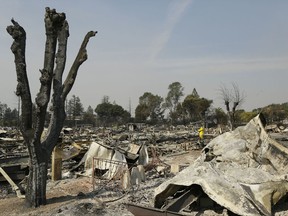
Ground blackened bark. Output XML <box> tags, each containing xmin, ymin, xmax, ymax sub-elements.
<box><xmin>6</xmin><ymin>19</ymin><xmax>33</xmax><ymax>141</ymax></box>
<box><xmin>35</xmin><ymin>8</ymin><xmax>66</xmax><ymax>148</ymax></box>
<box><xmin>224</xmin><ymin>101</ymin><xmax>233</xmax><ymax>131</ymax></box>
<box><xmin>7</xmin><ymin>7</ymin><xmax>96</xmax><ymax>207</ymax></box>
<box><xmin>26</xmin><ymin>157</ymin><xmax>48</xmax><ymax>206</ymax></box>
<box><xmin>62</xmin><ymin>30</ymin><xmax>97</xmax><ymax>99</ymax></box>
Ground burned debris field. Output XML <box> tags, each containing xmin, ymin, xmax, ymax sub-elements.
<box><xmin>1</xmin><ymin>1</ymin><xmax>288</xmax><ymax>216</ymax></box>
<box><xmin>1</xmin><ymin>115</ymin><xmax>288</xmax><ymax>216</ymax></box>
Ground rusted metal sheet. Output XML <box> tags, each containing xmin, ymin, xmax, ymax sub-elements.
<box><xmin>126</xmin><ymin>203</ymin><xmax>184</xmax><ymax>216</ymax></box>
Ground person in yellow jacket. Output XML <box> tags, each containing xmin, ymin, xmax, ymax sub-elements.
<box><xmin>198</xmin><ymin>126</ymin><xmax>204</xmax><ymax>146</ymax></box>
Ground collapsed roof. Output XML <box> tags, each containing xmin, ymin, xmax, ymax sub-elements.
<box><xmin>154</xmin><ymin>114</ymin><xmax>288</xmax><ymax>216</ymax></box>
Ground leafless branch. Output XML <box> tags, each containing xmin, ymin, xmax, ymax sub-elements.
<box><xmin>219</xmin><ymin>83</ymin><xmax>231</xmax><ymax>112</ymax></box>
<box><xmin>62</xmin><ymin>31</ymin><xmax>97</xmax><ymax>99</ymax></box>
<box><xmin>6</xmin><ymin>19</ymin><xmax>33</xmax><ymax>139</ymax></box>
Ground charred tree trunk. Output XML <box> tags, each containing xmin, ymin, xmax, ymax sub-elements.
<box><xmin>225</xmin><ymin>101</ymin><xmax>234</xmax><ymax>131</ymax></box>
<box><xmin>7</xmin><ymin>8</ymin><xmax>96</xmax><ymax>207</ymax></box>
<box><xmin>26</xmin><ymin>156</ymin><xmax>48</xmax><ymax>206</ymax></box>
<box><xmin>220</xmin><ymin>83</ymin><xmax>244</xmax><ymax>131</ymax></box>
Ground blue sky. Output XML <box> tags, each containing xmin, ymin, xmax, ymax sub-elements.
<box><xmin>1</xmin><ymin>0</ymin><xmax>288</xmax><ymax>114</ymax></box>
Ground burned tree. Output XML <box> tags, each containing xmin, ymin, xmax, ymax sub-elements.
<box><xmin>6</xmin><ymin>8</ymin><xmax>96</xmax><ymax>207</ymax></box>
<box><xmin>219</xmin><ymin>83</ymin><xmax>245</xmax><ymax>130</ymax></box>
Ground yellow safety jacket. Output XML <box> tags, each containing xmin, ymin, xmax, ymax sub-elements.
<box><xmin>198</xmin><ymin>127</ymin><xmax>204</xmax><ymax>139</ymax></box>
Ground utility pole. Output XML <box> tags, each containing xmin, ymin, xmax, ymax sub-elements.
<box><xmin>129</xmin><ymin>97</ymin><xmax>132</xmax><ymax>116</ymax></box>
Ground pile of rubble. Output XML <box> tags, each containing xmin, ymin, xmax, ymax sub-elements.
<box><xmin>151</xmin><ymin>114</ymin><xmax>288</xmax><ymax>216</ymax></box>
<box><xmin>1</xmin><ymin>116</ymin><xmax>288</xmax><ymax>215</ymax></box>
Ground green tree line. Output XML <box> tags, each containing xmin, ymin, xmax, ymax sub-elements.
<box><xmin>2</xmin><ymin>83</ymin><xmax>288</xmax><ymax>128</ymax></box>
<box><xmin>0</xmin><ymin>101</ymin><xmax>19</xmax><ymax>127</ymax></box>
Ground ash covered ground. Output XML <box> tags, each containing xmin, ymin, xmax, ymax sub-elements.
<box><xmin>1</xmin><ymin>124</ymin><xmax>288</xmax><ymax>216</ymax></box>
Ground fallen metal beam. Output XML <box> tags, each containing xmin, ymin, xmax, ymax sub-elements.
<box><xmin>164</xmin><ymin>188</ymin><xmax>200</xmax><ymax>212</ymax></box>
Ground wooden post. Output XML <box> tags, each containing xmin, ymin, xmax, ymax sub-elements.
<box><xmin>51</xmin><ymin>146</ymin><xmax>62</xmax><ymax>181</ymax></box>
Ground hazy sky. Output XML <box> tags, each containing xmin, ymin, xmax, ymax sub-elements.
<box><xmin>1</xmin><ymin>0</ymin><xmax>288</xmax><ymax>114</ymax></box>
